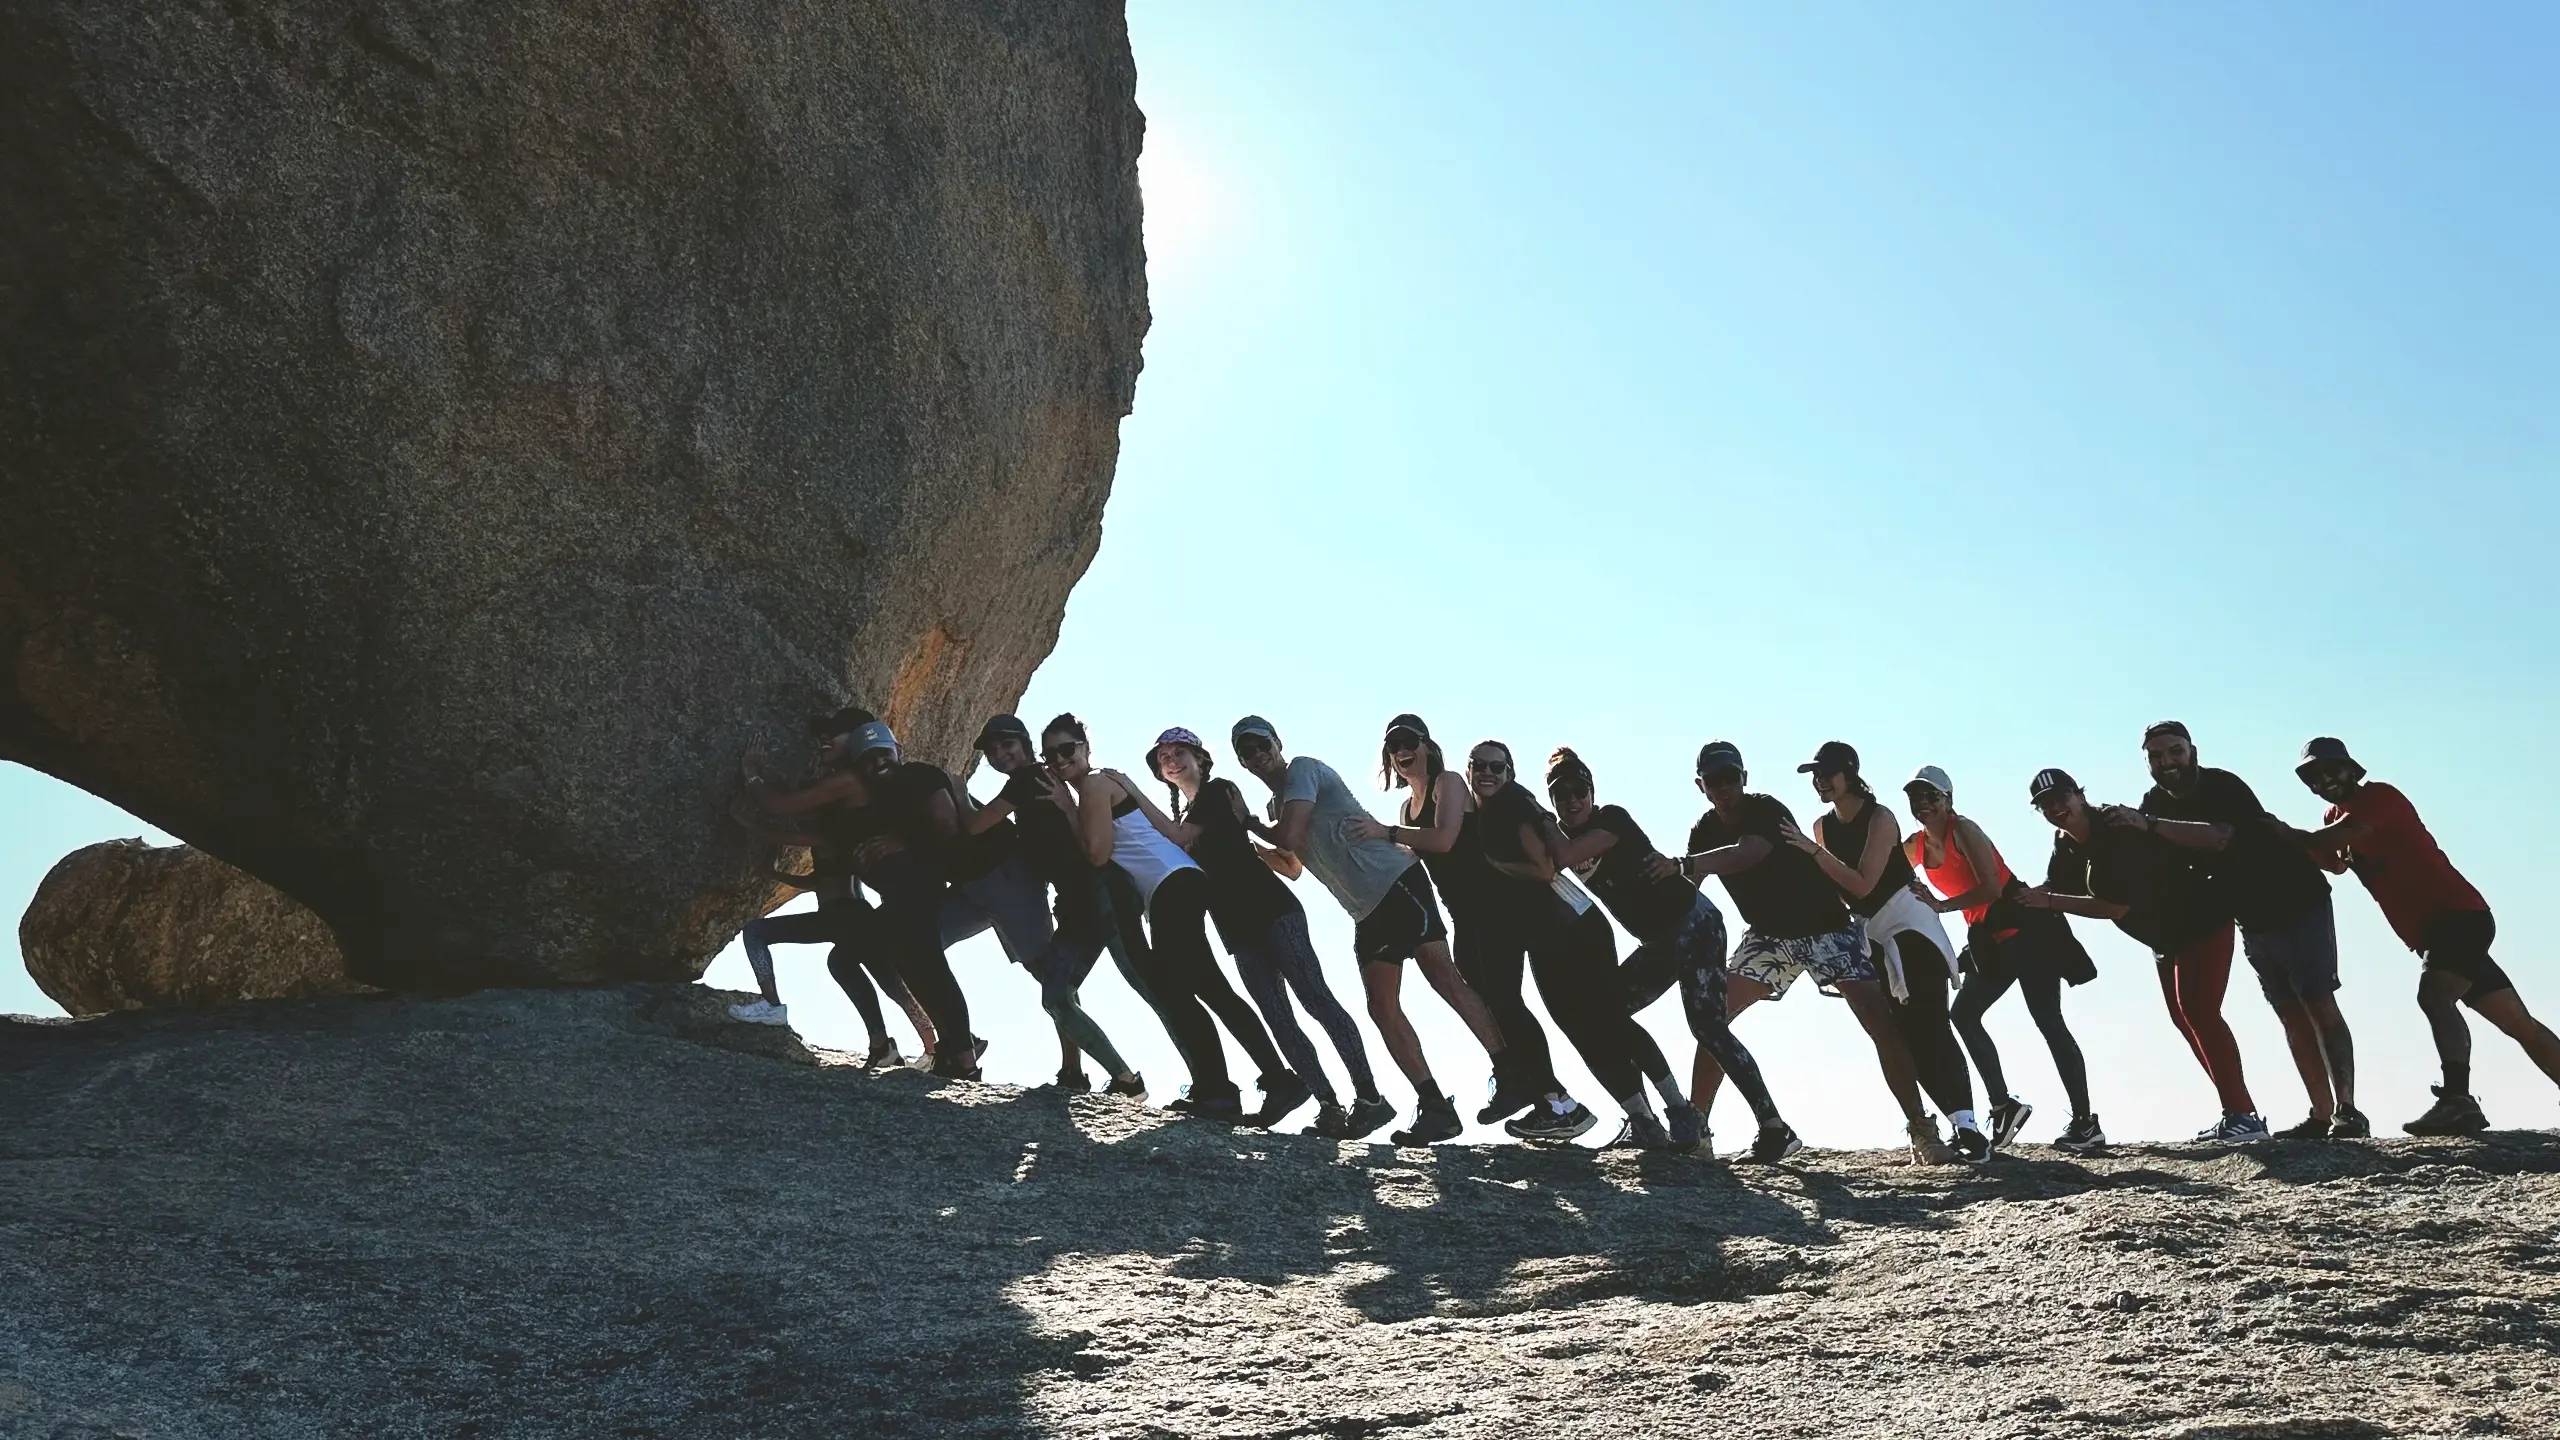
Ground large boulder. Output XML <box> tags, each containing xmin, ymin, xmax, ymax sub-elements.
<box><xmin>0</xmin><ymin>0</ymin><xmax>1148</xmax><ymax>988</ymax></box>
<box><xmin>19</xmin><ymin>838</ymin><xmax>369</xmax><ymax>1015</ymax></box>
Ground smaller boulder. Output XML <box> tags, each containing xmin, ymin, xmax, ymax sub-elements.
<box><xmin>19</xmin><ymin>840</ymin><xmax>370</xmax><ymax>1015</ymax></box>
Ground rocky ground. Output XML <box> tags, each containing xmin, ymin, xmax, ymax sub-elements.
<box><xmin>3</xmin><ymin>986</ymin><xmax>2553</xmax><ymax>1439</ymax></box>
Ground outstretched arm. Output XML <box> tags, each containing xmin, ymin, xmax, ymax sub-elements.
<box><xmin>1650</xmin><ymin>834</ymin><xmax>1774</xmax><ymax>885</ymax></box>
<box><xmin>1483</xmin><ymin>816</ymin><xmax>1560</xmax><ymax>885</ymax></box>
<box><xmin>1103</xmin><ymin>770</ymin><xmax>1202</xmax><ymax>850</ymax></box>
<box><xmin>741</xmin><ymin>764</ymin><xmax>864</xmax><ymax>818</ymax></box>
<box><xmin>2099</xmin><ymin>804</ymin><xmax>2228</xmax><ymax>852</ymax></box>
<box><xmin>1547</xmin><ymin>816</ymin><xmax>1619</xmax><ymax>871</ymax></box>
<box><xmin>1270</xmin><ymin>797</ymin><xmax>1316</xmax><ymax>856</ymax></box>
<box><xmin>1783</xmin><ymin>807</ymin><xmax>1899</xmax><ymax>898</ymax></box>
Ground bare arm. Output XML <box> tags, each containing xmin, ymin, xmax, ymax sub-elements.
<box><xmin>1918</xmin><ymin>819</ymin><xmax>2008</xmax><ymax>915</ymax></box>
<box><xmin>1234</xmin><ymin>789</ymin><xmax>1304</xmax><ymax>877</ymax></box>
<box><xmin>1104</xmin><ymin>769</ymin><xmax>1202</xmax><ymax>849</ymax></box>
<box><xmin>1547</xmin><ymin>817</ymin><xmax>1619</xmax><ymax>871</ymax></box>
<box><xmin>2101</xmin><ymin>804</ymin><xmax>2228</xmax><ymax>852</ymax></box>
<box><xmin>1270</xmin><ymin>796</ymin><xmax>1316</xmax><ymax>856</ymax></box>
<box><xmin>1483</xmin><ymin>817</ymin><xmax>1558</xmax><ymax>885</ymax></box>
<box><xmin>961</xmin><ymin>791</ymin><xmax>1016</xmax><ymax>837</ymax></box>
<box><xmin>1351</xmin><ymin>772</ymin><xmax>1471</xmax><ymax>852</ymax></box>
<box><xmin>1069</xmin><ymin>772</ymin><xmax>1117</xmax><ymax>867</ymax></box>
<box><xmin>742</xmin><ymin>766</ymin><xmax>865</xmax><ymax>818</ymax></box>
<box><xmin>1650</xmin><ymin>833</ymin><xmax>1775</xmax><ymax>883</ymax></box>
<box><xmin>1784</xmin><ymin>807</ymin><xmax>1900</xmax><ymax>897</ymax></box>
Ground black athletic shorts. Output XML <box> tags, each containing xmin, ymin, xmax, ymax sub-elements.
<box><xmin>1353</xmin><ymin>862</ymin><xmax>1448</xmax><ymax>967</ymax></box>
<box><xmin>2420</xmin><ymin>908</ymin><xmax>2513</xmax><ymax>1002</ymax></box>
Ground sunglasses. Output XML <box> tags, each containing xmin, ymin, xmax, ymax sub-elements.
<box><xmin>1042</xmin><ymin>742</ymin><xmax>1083</xmax><ymax>762</ymax></box>
<box><xmin>1548</xmin><ymin>783</ymin><xmax>1591</xmax><ymax>802</ymax></box>
<box><xmin>1467</xmin><ymin>759</ymin><xmax>1510</xmax><ymax>775</ymax></box>
<box><xmin>1385</xmin><ymin>731</ymin><xmax>1424</xmax><ymax>753</ymax></box>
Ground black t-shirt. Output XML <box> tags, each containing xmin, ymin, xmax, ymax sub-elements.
<box><xmin>891</xmin><ymin>761</ymin><xmax>1014</xmax><ymax>882</ymax></box>
<box><xmin>2046</xmin><ymin>824</ymin><xmax>2212</xmax><ymax>954</ymax></box>
<box><xmin>1563</xmin><ymin>804</ymin><xmax>1694</xmax><ymax>941</ymax></box>
<box><xmin>1814</xmin><ymin>796</ymin><xmax>1916</xmax><ymax>919</ymax></box>
<box><xmin>1478</xmin><ymin>781</ymin><xmax>1577</xmax><ymax>933</ymax></box>
<box><xmin>1184</xmin><ymin>778</ymin><xmax>1299</xmax><ymax>937</ymax></box>
<box><xmin>1687</xmin><ymin>794</ymin><xmax>1850</xmax><ymax>940</ymax></box>
<box><xmin>1002</xmin><ymin>767</ymin><xmax>1090</xmax><ymax>884</ymax></box>
<box><xmin>2141</xmin><ymin>767</ymin><xmax>2328</xmax><ymax>930</ymax></box>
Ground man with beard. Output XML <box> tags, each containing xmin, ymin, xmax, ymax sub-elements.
<box><xmin>2283</xmin><ymin>737</ymin><xmax>2560</xmax><ymax>1134</ymax></box>
<box><xmin>2107</xmin><ymin>722</ymin><xmax>2366</xmax><ymax>1139</ymax></box>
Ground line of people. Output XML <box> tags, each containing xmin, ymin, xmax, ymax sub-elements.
<box><xmin>728</xmin><ymin>709</ymin><xmax>2560</xmax><ymax>1159</ymax></box>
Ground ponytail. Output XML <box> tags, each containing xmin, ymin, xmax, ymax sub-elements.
<box><xmin>1545</xmin><ymin>746</ymin><xmax>1594</xmax><ymax>795</ymax></box>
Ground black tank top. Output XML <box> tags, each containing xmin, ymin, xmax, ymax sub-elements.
<box><xmin>1408</xmin><ymin>782</ymin><xmax>1490</xmax><ymax>919</ymax></box>
<box><xmin>1819</xmin><ymin>795</ymin><xmax>1913</xmax><ymax>918</ymax></box>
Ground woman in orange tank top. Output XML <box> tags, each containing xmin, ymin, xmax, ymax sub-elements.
<box><xmin>1903</xmin><ymin>766</ymin><xmax>2102</xmax><ymax>1154</ymax></box>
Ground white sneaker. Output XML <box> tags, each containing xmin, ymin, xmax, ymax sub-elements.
<box><xmin>726</xmin><ymin>999</ymin><xmax>791</xmax><ymax>1027</ymax></box>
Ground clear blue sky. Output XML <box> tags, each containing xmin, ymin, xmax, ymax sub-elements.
<box><xmin>8</xmin><ymin>4</ymin><xmax>2556</xmax><ymax>1148</ymax></box>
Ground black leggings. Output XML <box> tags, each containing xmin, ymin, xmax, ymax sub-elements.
<box><xmin>742</xmin><ymin>905</ymin><xmax>904</xmax><ymax>1048</ymax></box>
<box><xmin>1529</xmin><ymin>909</ymin><xmax>1672</xmax><ymax>1104</ymax></box>
<box><xmin>861</xmin><ymin>856</ymin><xmax>971</xmax><ymax>1070</ymax></box>
<box><xmin>1952</xmin><ymin>929</ymin><xmax>2092</xmax><ymax>1120</ymax></box>
<box><xmin>1884</xmin><ymin>930</ymin><xmax>1974</xmax><ymax>1119</ymax></box>
<box><xmin>1452</xmin><ymin>910</ymin><xmax>1562</xmax><ymax>1095</ymax></box>
<box><xmin>1111</xmin><ymin>868</ymin><xmax>1277</xmax><ymax>1102</ymax></box>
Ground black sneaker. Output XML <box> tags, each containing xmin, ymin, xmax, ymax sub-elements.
<box><xmin>1987</xmin><ymin>1096</ymin><xmax>2034</xmax><ymax>1152</ymax></box>
<box><xmin>1601</xmin><ymin>1113</ymin><xmax>1674</xmax><ymax>1150</ymax></box>
<box><xmin>1390</xmin><ymin>1096</ymin><xmax>1463</xmax><ymax>1146</ymax></box>
<box><xmin>1477</xmin><ymin>1073</ymin><xmax>1545</xmax><ymax>1125</ymax></box>
<box><xmin>1104</xmin><ymin>1073</ymin><xmax>1147</xmax><ymax>1101</ymax></box>
<box><xmin>1251</xmin><ymin>1071</ymin><xmax>1314</xmax><ymax>1128</ymax></box>
<box><xmin>2055</xmin><ymin>1113</ymin><xmax>2107</xmax><ymax>1154</ymax></box>
<box><xmin>2275</xmin><ymin>1113</ymin><xmax>2334</xmax><ymax>1140</ymax></box>
<box><xmin>1051</xmin><ymin>1068</ymin><xmax>1094</xmax><ymax>1093</ymax></box>
<box><xmin>1666</xmin><ymin>1103</ymin><xmax>1707</xmax><ymax>1155</ymax></box>
<box><xmin>1747</xmin><ymin>1120</ymin><xmax>1804</xmax><ymax>1164</ymax></box>
<box><xmin>1187</xmin><ymin>1088</ymin><xmax>1246</xmax><ymax>1125</ymax></box>
<box><xmin>2330</xmin><ymin>1107</ymin><xmax>2372</xmax><ymax>1139</ymax></box>
<box><xmin>1506</xmin><ymin>1099</ymin><xmax>1598</xmax><ymax>1144</ymax></box>
<box><xmin>1307</xmin><ymin>1102</ymin><xmax>1349</xmax><ymax>1138</ymax></box>
<box><xmin>1343</xmin><ymin>1095</ymin><xmax>1398</xmax><ymax>1140</ymax></box>
<box><xmin>2403</xmin><ymin>1086</ymin><xmax>2490</xmax><ymax>1137</ymax></box>
<box><xmin>1950</xmin><ymin>1125</ymin><xmax>1993</xmax><ymax>1165</ymax></box>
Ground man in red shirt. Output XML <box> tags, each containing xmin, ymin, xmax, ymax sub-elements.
<box><xmin>2287</xmin><ymin>737</ymin><xmax>2560</xmax><ymax>1134</ymax></box>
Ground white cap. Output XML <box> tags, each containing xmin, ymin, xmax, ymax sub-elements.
<box><xmin>1905</xmin><ymin>764</ymin><xmax>1954</xmax><ymax>799</ymax></box>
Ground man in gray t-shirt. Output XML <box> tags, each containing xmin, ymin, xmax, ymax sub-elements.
<box><xmin>1274</xmin><ymin>752</ymin><xmax>1413</xmax><ymax>921</ymax></box>
<box><xmin>1231</xmin><ymin>715</ymin><xmax>1516</xmax><ymax>1146</ymax></box>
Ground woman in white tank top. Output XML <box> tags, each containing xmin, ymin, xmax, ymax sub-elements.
<box><xmin>1039</xmin><ymin>714</ymin><xmax>1299</xmax><ymax>1122</ymax></box>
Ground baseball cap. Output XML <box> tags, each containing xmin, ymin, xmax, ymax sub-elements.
<box><xmin>2028</xmin><ymin>767</ymin><xmax>2080</xmax><ymax>805</ymax></box>
<box><xmin>848</xmin><ymin>720</ymin><xmax>899</xmax><ymax>759</ymax></box>
<box><xmin>1695</xmin><ymin>740</ymin><xmax>1745</xmax><ymax>779</ymax></box>
<box><xmin>1797</xmin><ymin>740</ymin><xmax>1860</xmax><ymax>775</ymax></box>
<box><xmin>1231</xmin><ymin>715</ymin><xmax>1281</xmax><ymax>747</ymax></box>
<box><xmin>1383</xmin><ymin>713</ymin><xmax>1431</xmax><ymax>744</ymax></box>
<box><xmin>974</xmin><ymin>714</ymin><xmax>1032</xmax><ymax>752</ymax></box>
<box><xmin>2296</xmin><ymin>736</ymin><xmax>2360</xmax><ymax>778</ymax></box>
<box><xmin>1904</xmin><ymin>764</ymin><xmax>1955</xmax><ymax>799</ymax></box>
<box><xmin>2142</xmin><ymin>719</ymin><xmax>2192</xmax><ymax>744</ymax></box>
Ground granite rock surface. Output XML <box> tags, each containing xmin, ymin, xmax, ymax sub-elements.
<box><xmin>0</xmin><ymin>0</ymin><xmax>1148</xmax><ymax>988</ymax></box>
<box><xmin>18</xmin><ymin>837</ymin><xmax>367</xmax><ymax>1014</ymax></box>
<box><xmin>3</xmin><ymin>985</ymin><xmax>2551</xmax><ymax>1438</ymax></box>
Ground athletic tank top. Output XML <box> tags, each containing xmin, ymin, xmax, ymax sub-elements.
<box><xmin>1906</xmin><ymin>825</ymin><xmax>2016</xmax><ymax>933</ymax></box>
<box><xmin>1407</xmin><ymin>782</ymin><xmax>1489</xmax><ymax>918</ymax></box>
<box><xmin>1818</xmin><ymin>795</ymin><xmax>1914</xmax><ymax>919</ymax></box>
<box><xmin>1109</xmin><ymin>790</ymin><xmax>1199</xmax><ymax>906</ymax></box>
